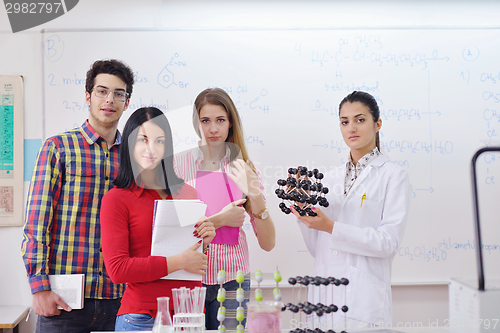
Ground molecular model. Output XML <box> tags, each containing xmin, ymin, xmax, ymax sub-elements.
<box><xmin>283</xmin><ymin>276</ymin><xmax>349</xmax><ymax>333</ymax></box>
<box><xmin>254</xmin><ymin>269</ymin><xmax>283</xmax><ymax>302</ymax></box>
<box><xmin>216</xmin><ymin>269</ymin><xmax>282</xmax><ymax>333</ymax></box>
<box><xmin>275</xmin><ymin>167</ymin><xmax>329</xmax><ymax>217</ymax></box>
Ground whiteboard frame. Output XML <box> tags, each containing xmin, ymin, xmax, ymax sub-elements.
<box><xmin>39</xmin><ymin>28</ymin><xmax>500</xmax><ymax>284</ymax></box>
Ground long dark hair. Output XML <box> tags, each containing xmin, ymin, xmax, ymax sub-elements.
<box><xmin>114</xmin><ymin>107</ymin><xmax>184</xmax><ymax>195</ymax></box>
<box><xmin>339</xmin><ymin>91</ymin><xmax>381</xmax><ymax>151</ymax></box>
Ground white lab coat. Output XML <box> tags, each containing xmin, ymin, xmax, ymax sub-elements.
<box><xmin>298</xmin><ymin>154</ymin><xmax>410</xmax><ymax>328</ymax></box>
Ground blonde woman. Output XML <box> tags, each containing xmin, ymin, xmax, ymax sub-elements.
<box><xmin>174</xmin><ymin>88</ymin><xmax>275</xmax><ymax>330</ymax></box>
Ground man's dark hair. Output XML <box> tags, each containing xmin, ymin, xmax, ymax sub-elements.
<box><xmin>85</xmin><ymin>59</ymin><xmax>135</xmax><ymax>98</ymax></box>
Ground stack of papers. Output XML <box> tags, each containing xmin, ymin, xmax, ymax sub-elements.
<box><xmin>151</xmin><ymin>200</ymin><xmax>207</xmax><ymax>281</ymax></box>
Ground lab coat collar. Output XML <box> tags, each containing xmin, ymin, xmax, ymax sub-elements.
<box><xmin>343</xmin><ymin>154</ymin><xmax>388</xmax><ymax>201</ymax></box>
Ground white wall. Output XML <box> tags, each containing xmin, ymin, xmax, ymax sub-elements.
<box><xmin>1</xmin><ymin>1</ymin><xmax>499</xmax><ymax>332</ymax></box>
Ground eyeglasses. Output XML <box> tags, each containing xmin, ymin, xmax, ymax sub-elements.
<box><xmin>91</xmin><ymin>87</ymin><xmax>130</xmax><ymax>102</ymax></box>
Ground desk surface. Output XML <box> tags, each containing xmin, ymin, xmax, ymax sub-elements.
<box><xmin>91</xmin><ymin>327</ymin><xmax>450</xmax><ymax>333</ymax></box>
<box><xmin>0</xmin><ymin>306</ymin><xmax>30</xmax><ymax>329</ymax></box>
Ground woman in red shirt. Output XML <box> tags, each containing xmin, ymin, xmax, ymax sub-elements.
<box><xmin>101</xmin><ymin>107</ymin><xmax>215</xmax><ymax>331</ymax></box>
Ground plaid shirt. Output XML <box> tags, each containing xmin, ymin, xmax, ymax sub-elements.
<box><xmin>21</xmin><ymin>121</ymin><xmax>124</xmax><ymax>299</ymax></box>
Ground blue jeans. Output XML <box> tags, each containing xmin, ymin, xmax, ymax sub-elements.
<box><xmin>35</xmin><ymin>298</ymin><xmax>121</xmax><ymax>333</ymax></box>
<box><xmin>204</xmin><ymin>279</ymin><xmax>250</xmax><ymax>330</ymax></box>
<box><xmin>115</xmin><ymin>313</ymin><xmax>155</xmax><ymax>331</ymax></box>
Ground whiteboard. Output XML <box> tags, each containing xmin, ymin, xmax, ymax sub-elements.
<box><xmin>42</xmin><ymin>29</ymin><xmax>500</xmax><ymax>284</ymax></box>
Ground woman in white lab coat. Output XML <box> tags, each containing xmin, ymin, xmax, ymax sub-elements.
<box><xmin>292</xmin><ymin>91</ymin><xmax>411</xmax><ymax>329</ymax></box>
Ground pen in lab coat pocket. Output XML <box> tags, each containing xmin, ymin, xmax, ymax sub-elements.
<box><xmin>360</xmin><ymin>193</ymin><xmax>366</xmax><ymax>207</ymax></box>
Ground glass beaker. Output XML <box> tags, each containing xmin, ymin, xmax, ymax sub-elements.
<box><xmin>152</xmin><ymin>296</ymin><xmax>174</xmax><ymax>333</ymax></box>
<box><xmin>246</xmin><ymin>301</ymin><xmax>282</xmax><ymax>333</ymax></box>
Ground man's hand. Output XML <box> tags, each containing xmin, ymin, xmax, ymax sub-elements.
<box><xmin>33</xmin><ymin>290</ymin><xmax>72</xmax><ymax>317</ymax></box>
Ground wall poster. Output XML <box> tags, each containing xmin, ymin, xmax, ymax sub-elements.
<box><xmin>0</xmin><ymin>75</ymin><xmax>24</xmax><ymax>226</ymax></box>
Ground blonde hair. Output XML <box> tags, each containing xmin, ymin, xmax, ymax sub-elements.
<box><xmin>193</xmin><ymin>88</ymin><xmax>256</xmax><ymax>211</ymax></box>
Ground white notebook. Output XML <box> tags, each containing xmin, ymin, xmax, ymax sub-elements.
<box><xmin>49</xmin><ymin>274</ymin><xmax>84</xmax><ymax>309</ymax></box>
<box><xmin>151</xmin><ymin>199</ymin><xmax>207</xmax><ymax>281</ymax></box>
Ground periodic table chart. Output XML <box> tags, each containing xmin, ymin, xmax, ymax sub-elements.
<box><xmin>0</xmin><ymin>76</ymin><xmax>23</xmax><ymax>225</ymax></box>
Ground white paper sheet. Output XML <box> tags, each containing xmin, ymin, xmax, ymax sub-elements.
<box><xmin>151</xmin><ymin>200</ymin><xmax>207</xmax><ymax>281</ymax></box>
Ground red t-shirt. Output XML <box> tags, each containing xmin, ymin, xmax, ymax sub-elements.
<box><xmin>100</xmin><ymin>183</ymin><xmax>201</xmax><ymax>317</ymax></box>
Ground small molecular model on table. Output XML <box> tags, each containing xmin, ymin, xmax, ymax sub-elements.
<box><xmin>283</xmin><ymin>276</ymin><xmax>349</xmax><ymax>333</ymax></box>
<box><xmin>216</xmin><ymin>269</ymin><xmax>283</xmax><ymax>333</ymax></box>
<box><xmin>275</xmin><ymin>167</ymin><xmax>329</xmax><ymax>217</ymax></box>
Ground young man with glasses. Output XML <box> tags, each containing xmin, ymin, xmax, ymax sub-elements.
<box><xmin>21</xmin><ymin>59</ymin><xmax>135</xmax><ymax>333</ymax></box>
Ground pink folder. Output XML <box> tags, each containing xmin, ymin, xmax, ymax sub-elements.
<box><xmin>195</xmin><ymin>171</ymin><xmax>243</xmax><ymax>245</ymax></box>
